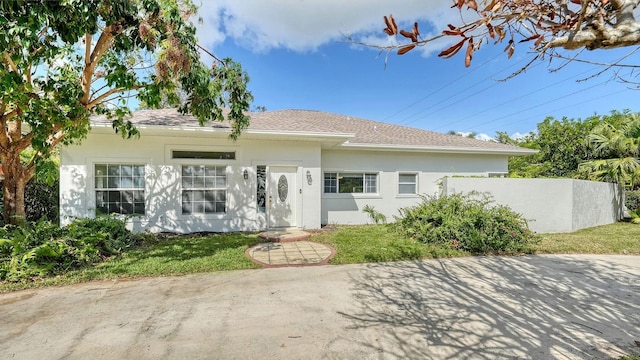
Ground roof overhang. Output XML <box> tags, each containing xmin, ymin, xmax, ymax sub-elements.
<box><xmin>337</xmin><ymin>143</ymin><xmax>538</xmax><ymax>156</ymax></box>
<box><xmin>90</xmin><ymin>123</ymin><xmax>535</xmax><ymax>155</ymax></box>
<box><xmin>89</xmin><ymin>123</ymin><xmax>354</xmax><ymax>148</ymax></box>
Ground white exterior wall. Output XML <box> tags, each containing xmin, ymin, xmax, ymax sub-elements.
<box><xmin>320</xmin><ymin>150</ymin><xmax>509</xmax><ymax>225</ymax></box>
<box><xmin>60</xmin><ymin>132</ymin><xmax>322</xmax><ymax>233</ymax></box>
<box><xmin>442</xmin><ymin>178</ymin><xmax>623</xmax><ymax>233</ymax></box>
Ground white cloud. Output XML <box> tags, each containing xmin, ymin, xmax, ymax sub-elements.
<box><xmin>195</xmin><ymin>0</ymin><xmax>457</xmax><ymax>54</ymax></box>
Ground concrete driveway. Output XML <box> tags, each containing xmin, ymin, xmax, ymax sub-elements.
<box><xmin>1</xmin><ymin>255</ymin><xmax>639</xmax><ymax>360</ymax></box>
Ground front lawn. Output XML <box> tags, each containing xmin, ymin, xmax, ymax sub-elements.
<box><xmin>2</xmin><ymin>222</ymin><xmax>639</xmax><ymax>292</ymax></box>
<box><xmin>533</xmin><ymin>222</ymin><xmax>640</xmax><ymax>254</ymax></box>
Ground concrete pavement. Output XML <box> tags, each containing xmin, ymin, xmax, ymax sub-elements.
<box><xmin>1</xmin><ymin>255</ymin><xmax>639</xmax><ymax>359</ymax></box>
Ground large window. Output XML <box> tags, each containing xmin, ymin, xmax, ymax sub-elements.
<box><xmin>398</xmin><ymin>173</ymin><xmax>418</xmax><ymax>194</ymax></box>
<box><xmin>95</xmin><ymin>164</ymin><xmax>145</xmax><ymax>215</ymax></box>
<box><xmin>324</xmin><ymin>172</ymin><xmax>378</xmax><ymax>194</ymax></box>
<box><xmin>181</xmin><ymin>165</ymin><xmax>227</xmax><ymax>214</ymax></box>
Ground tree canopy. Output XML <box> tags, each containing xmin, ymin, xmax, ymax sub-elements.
<box><xmin>0</xmin><ymin>0</ymin><xmax>252</xmax><ymax>223</ymax></box>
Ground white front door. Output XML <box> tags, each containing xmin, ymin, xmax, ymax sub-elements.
<box><xmin>268</xmin><ymin>166</ymin><xmax>297</xmax><ymax>228</ymax></box>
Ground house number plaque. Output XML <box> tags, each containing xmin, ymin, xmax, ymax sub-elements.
<box><xmin>278</xmin><ymin>175</ymin><xmax>288</xmax><ymax>202</ymax></box>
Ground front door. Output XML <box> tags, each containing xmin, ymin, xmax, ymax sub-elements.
<box><xmin>268</xmin><ymin>166</ymin><xmax>297</xmax><ymax>228</ymax></box>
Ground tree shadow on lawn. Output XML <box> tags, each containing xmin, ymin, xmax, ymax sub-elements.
<box><xmin>92</xmin><ymin>233</ymin><xmax>264</xmax><ymax>275</ymax></box>
<box><xmin>338</xmin><ymin>255</ymin><xmax>640</xmax><ymax>359</ymax></box>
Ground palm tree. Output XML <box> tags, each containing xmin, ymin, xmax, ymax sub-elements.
<box><xmin>579</xmin><ymin>113</ymin><xmax>640</xmax><ymax>187</ymax></box>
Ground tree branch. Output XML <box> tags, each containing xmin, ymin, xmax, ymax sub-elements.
<box><xmin>81</xmin><ymin>28</ymin><xmax>114</xmax><ymax>105</ymax></box>
<box><xmin>87</xmin><ymin>85</ymin><xmax>142</xmax><ymax>110</ymax></box>
<box><xmin>2</xmin><ymin>52</ymin><xmax>18</xmax><ymax>72</ymax></box>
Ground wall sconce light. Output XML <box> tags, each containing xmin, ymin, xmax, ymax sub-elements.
<box><xmin>306</xmin><ymin>170</ymin><xmax>312</xmax><ymax>185</ymax></box>
<box><xmin>243</xmin><ymin>169</ymin><xmax>249</xmax><ymax>180</ymax></box>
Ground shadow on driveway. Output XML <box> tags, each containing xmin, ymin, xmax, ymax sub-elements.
<box><xmin>338</xmin><ymin>255</ymin><xmax>640</xmax><ymax>359</ymax></box>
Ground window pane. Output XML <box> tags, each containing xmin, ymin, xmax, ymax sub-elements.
<box><xmin>95</xmin><ymin>176</ymin><xmax>106</xmax><ymax>189</ymax></box>
<box><xmin>365</xmin><ymin>174</ymin><xmax>377</xmax><ymax>193</ymax></box>
<box><xmin>193</xmin><ymin>176</ymin><xmax>205</xmax><ymax>188</ymax></box>
<box><xmin>121</xmin><ymin>165</ymin><xmax>132</xmax><ymax>177</ymax></box>
<box><xmin>399</xmin><ymin>174</ymin><xmax>416</xmax><ymax>183</ymax></box>
<box><xmin>182</xmin><ymin>176</ymin><xmax>193</xmax><ymax>188</ymax></box>
<box><xmin>95</xmin><ymin>164</ymin><xmax>145</xmax><ymax>215</ymax></box>
<box><xmin>108</xmin><ymin>164</ymin><xmax>120</xmax><ymax>176</ymax></box>
<box><xmin>120</xmin><ymin>176</ymin><xmax>133</xmax><ymax>188</ymax></box>
<box><xmin>95</xmin><ymin>164</ymin><xmax>107</xmax><ymax>176</ymax></box>
<box><xmin>340</xmin><ymin>174</ymin><xmax>363</xmax><ymax>193</ymax></box>
<box><xmin>134</xmin><ymin>165</ymin><xmax>145</xmax><ymax>177</ymax></box>
<box><xmin>324</xmin><ymin>173</ymin><xmax>337</xmax><ymax>193</ymax></box>
<box><xmin>399</xmin><ymin>184</ymin><xmax>416</xmax><ymax>194</ymax></box>
<box><xmin>181</xmin><ymin>166</ymin><xmax>226</xmax><ymax>214</ymax></box>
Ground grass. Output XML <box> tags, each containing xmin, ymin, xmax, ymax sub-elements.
<box><xmin>534</xmin><ymin>222</ymin><xmax>640</xmax><ymax>255</ymax></box>
<box><xmin>315</xmin><ymin>225</ymin><xmax>467</xmax><ymax>264</ymax></box>
<box><xmin>2</xmin><ymin>222</ymin><xmax>639</xmax><ymax>292</ymax></box>
<box><xmin>0</xmin><ymin>233</ymin><xmax>263</xmax><ymax>292</ymax></box>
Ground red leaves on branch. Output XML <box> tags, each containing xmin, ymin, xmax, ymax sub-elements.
<box><xmin>438</xmin><ymin>38</ymin><xmax>467</xmax><ymax>58</ymax></box>
<box><xmin>383</xmin><ymin>15</ymin><xmax>398</xmax><ymax>36</ymax></box>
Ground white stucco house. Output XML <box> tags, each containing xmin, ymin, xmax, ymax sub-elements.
<box><xmin>59</xmin><ymin>109</ymin><xmax>535</xmax><ymax>233</ymax></box>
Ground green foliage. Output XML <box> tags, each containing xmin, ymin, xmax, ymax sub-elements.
<box><xmin>0</xmin><ymin>217</ymin><xmax>141</xmax><ymax>282</ymax></box>
<box><xmin>580</xmin><ymin>112</ymin><xmax>640</xmax><ymax>186</ymax></box>
<box><xmin>625</xmin><ymin>191</ymin><xmax>640</xmax><ymax>211</ymax></box>
<box><xmin>0</xmin><ymin>0</ymin><xmax>252</xmax><ymax>221</ymax></box>
<box><xmin>0</xmin><ymin>180</ymin><xmax>59</xmax><ymax>224</ymax></box>
<box><xmin>362</xmin><ymin>205</ymin><xmax>387</xmax><ymax>224</ymax></box>
<box><xmin>392</xmin><ymin>193</ymin><xmax>537</xmax><ymax>254</ymax></box>
<box><xmin>497</xmin><ymin>115</ymin><xmax>600</xmax><ymax>178</ymax></box>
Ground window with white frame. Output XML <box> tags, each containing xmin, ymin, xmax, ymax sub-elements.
<box><xmin>181</xmin><ymin>165</ymin><xmax>227</xmax><ymax>214</ymax></box>
<box><xmin>398</xmin><ymin>173</ymin><xmax>418</xmax><ymax>194</ymax></box>
<box><xmin>324</xmin><ymin>172</ymin><xmax>378</xmax><ymax>194</ymax></box>
<box><xmin>95</xmin><ymin>164</ymin><xmax>145</xmax><ymax>215</ymax></box>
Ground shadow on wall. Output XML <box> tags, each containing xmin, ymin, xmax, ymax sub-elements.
<box><xmin>62</xmin><ymin>166</ymin><xmax>262</xmax><ymax>233</ymax></box>
<box><xmin>336</xmin><ymin>256</ymin><xmax>640</xmax><ymax>359</ymax></box>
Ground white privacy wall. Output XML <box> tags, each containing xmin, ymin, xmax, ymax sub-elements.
<box><xmin>442</xmin><ymin>178</ymin><xmax>623</xmax><ymax>233</ymax></box>
<box><xmin>320</xmin><ymin>150</ymin><xmax>510</xmax><ymax>225</ymax></box>
<box><xmin>60</xmin><ymin>130</ymin><xmax>322</xmax><ymax>233</ymax></box>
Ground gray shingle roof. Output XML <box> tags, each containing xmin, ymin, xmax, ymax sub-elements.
<box><xmin>91</xmin><ymin>108</ymin><xmax>530</xmax><ymax>152</ymax></box>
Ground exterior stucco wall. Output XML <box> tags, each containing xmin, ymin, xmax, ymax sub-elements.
<box><xmin>320</xmin><ymin>150</ymin><xmax>509</xmax><ymax>225</ymax></box>
<box><xmin>442</xmin><ymin>178</ymin><xmax>623</xmax><ymax>233</ymax></box>
<box><xmin>571</xmin><ymin>179</ymin><xmax>624</xmax><ymax>231</ymax></box>
<box><xmin>60</xmin><ymin>132</ymin><xmax>322</xmax><ymax>233</ymax></box>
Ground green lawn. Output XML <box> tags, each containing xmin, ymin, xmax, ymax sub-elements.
<box><xmin>1</xmin><ymin>222</ymin><xmax>639</xmax><ymax>292</ymax></box>
<box><xmin>534</xmin><ymin>222</ymin><xmax>640</xmax><ymax>255</ymax></box>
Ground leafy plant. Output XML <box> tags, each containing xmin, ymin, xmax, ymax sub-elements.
<box><xmin>392</xmin><ymin>192</ymin><xmax>537</xmax><ymax>254</ymax></box>
<box><xmin>625</xmin><ymin>190</ymin><xmax>640</xmax><ymax>212</ymax></box>
<box><xmin>362</xmin><ymin>205</ymin><xmax>387</xmax><ymax>225</ymax></box>
<box><xmin>0</xmin><ymin>217</ymin><xmax>142</xmax><ymax>282</ymax></box>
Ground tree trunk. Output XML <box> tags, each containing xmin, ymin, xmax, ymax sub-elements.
<box><xmin>1</xmin><ymin>152</ymin><xmax>32</xmax><ymax>225</ymax></box>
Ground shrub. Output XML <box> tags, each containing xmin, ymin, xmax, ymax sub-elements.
<box><xmin>0</xmin><ymin>216</ymin><xmax>142</xmax><ymax>282</ymax></box>
<box><xmin>625</xmin><ymin>190</ymin><xmax>640</xmax><ymax>212</ymax></box>
<box><xmin>392</xmin><ymin>192</ymin><xmax>537</xmax><ymax>254</ymax></box>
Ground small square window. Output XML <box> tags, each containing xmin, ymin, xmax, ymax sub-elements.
<box><xmin>398</xmin><ymin>173</ymin><xmax>417</xmax><ymax>194</ymax></box>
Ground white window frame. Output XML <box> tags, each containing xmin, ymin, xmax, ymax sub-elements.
<box><xmin>94</xmin><ymin>163</ymin><xmax>146</xmax><ymax>215</ymax></box>
<box><xmin>323</xmin><ymin>172</ymin><xmax>379</xmax><ymax>194</ymax></box>
<box><xmin>180</xmin><ymin>165</ymin><xmax>227</xmax><ymax>215</ymax></box>
<box><xmin>398</xmin><ymin>172</ymin><xmax>419</xmax><ymax>196</ymax></box>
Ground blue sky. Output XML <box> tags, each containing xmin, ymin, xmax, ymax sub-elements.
<box><xmin>194</xmin><ymin>0</ymin><xmax>640</xmax><ymax>139</ymax></box>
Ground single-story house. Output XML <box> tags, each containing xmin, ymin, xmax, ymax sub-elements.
<box><xmin>59</xmin><ymin>109</ymin><xmax>535</xmax><ymax>233</ymax></box>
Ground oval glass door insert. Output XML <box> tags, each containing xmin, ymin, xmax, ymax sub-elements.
<box><xmin>278</xmin><ymin>175</ymin><xmax>288</xmax><ymax>202</ymax></box>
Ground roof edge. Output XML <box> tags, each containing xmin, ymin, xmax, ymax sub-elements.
<box><xmin>338</xmin><ymin>143</ymin><xmax>538</xmax><ymax>155</ymax></box>
<box><xmin>89</xmin><ymin>123</ymin><xmax>356</xmax><ymax>140</ymax></box>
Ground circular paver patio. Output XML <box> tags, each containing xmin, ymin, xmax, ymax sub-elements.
<box><xmin>246</xmin><ymin>241</ymin><xmax>335</xmax><ymax>267</ymax></box>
